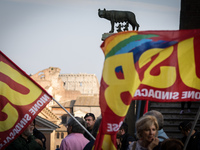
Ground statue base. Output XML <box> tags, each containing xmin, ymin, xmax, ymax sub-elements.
<box><xmin>101</xmin><ymin>33</ymin><xmax>115</xmax><ymax>41</ymax></box>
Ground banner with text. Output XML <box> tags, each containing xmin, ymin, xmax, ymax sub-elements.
<box><xmin>0</xmin><ymin>51</ymin><xmax>52</xmax><ymax>149</ymax></box>
<box><xmin>94</xmin><ymin>30</ymin><xmax>200</xmax><ymax>150</ymax></box>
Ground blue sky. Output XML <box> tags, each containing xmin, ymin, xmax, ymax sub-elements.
<box><xmin>0</xmin><ymin>0</ymin><xmax>180</xmax><ymax>82</ymax></box>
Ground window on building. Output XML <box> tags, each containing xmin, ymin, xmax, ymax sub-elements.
<box><xmin>61</xmin><ymin>114</ymin><xmax>67</xmax><ymax>124</ymax></box>
<box><xmin>57</xmin><ymin>132</ymin><xmax>59</xmax><ymax>139</ymax></box>
<box><xmin>61</xmin><ymin>132</ymin><xmax>64</xmax><ymax>139</ymax></box>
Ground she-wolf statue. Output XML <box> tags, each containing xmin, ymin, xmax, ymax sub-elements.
<box><xmin>98</xmin><ymin>8</ymin><xmax>140</xmax><ymax>33</ymax></box>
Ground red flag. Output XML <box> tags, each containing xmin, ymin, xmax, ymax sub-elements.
<box><xmin>143</xmin><ymin>100</ymin><xmax>149</xmax><ymax>114</ymax></box>
<box><xmin>0</xmin><ymin>51</ymin><xmax>52</xmax><ymax>149</ymax></box>
<box><xmin>94</xmin><ymin>29</ymin><xmax>200</xmax><ymax>150</ymax></box>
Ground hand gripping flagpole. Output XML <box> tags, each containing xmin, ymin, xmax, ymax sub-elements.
<box><xmin>183</xmin><ymin>106</ymin><xmax>200</xmax><ymax>150</ymax></box>
<box><xmin>52</xmin><ymin>97</ymin><xmax>95</xmax><ymax>140</ymax></box>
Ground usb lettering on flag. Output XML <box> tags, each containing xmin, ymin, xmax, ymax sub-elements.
<box><xmin>94</xmin><ymin>30</ymin><xmax>200</xmax><ymax>150</ymax></box>
<box><xmin>0</xmin><ymin>51</ymin><xmax>52</xmax><ymax>150</ymax></box>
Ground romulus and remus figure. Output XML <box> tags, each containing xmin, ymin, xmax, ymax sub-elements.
<box><xmin>98</xmin><ymin>8</ymin><xmax>140</xmax><ymax>33</ymax></box>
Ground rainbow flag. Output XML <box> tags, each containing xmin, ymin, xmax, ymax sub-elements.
<box><xmin>0</xmin><ymin>51</ymin><xmax>52</xmax><ymax>149</ymax></box>
<box><xmin>94</xmin><ymin>29</ymin><xmax>200</xmax><ymax>149</ymax></box>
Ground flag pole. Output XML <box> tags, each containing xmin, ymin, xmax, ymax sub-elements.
<box><xmin>52</xmin><ymin>97</ymin><xmax>96</xmax><ymax>140</ymax></box>
<box><xmin>183</xmin><ymin>106</ymin><xmax>200</xmax><ymax>150</ymax></box>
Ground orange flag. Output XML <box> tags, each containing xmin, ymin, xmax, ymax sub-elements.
<box><xmin>0</xmin><ymin>51</ymin><xmax>52</xmax><ymax>149</ymax></box>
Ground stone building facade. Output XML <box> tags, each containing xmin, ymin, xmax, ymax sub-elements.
<box><xmin>31</xmin><ymin>67</ymin><xmax>82</xmax><ymax>106</ymax></box>
<box><xmin>31</xmin><ymin>67</ymin><xmax>100</xmax><ymax>150</ymax></box>
<box><xmin>59</xmin><ymin>73</ymin><xmax>100</xmax><ymax>95</ymax></box>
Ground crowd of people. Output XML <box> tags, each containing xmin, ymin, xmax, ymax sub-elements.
<box><xmin>4</xmin><ymin>111</ymin><xmax>200</xmax><ymax>150</ymax></box>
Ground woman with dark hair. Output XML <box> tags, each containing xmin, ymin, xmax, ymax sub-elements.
<box><xmin>160</xmin><ymin>139</ymin><xmax>184</xmax><ymax>150</ymax></box>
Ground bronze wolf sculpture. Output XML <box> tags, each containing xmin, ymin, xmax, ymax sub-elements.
<box><xmin>98</xmin><ymin>8</ymin><xmax>139</xmax><ymax>33</ymax></box>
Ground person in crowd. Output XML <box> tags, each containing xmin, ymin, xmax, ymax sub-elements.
<box><xmin>5</xmin><ymin>121</ymin><xmax>44</xmax><ymax>150</ymax></box>
<box><xmin>83</xmin><ymin>113</ymin><xmax>96</xmax><ymax>140</ymax></box>
<box><xmin>60</xmin><ymin>117</ymin><xmax>89</xmax><ymax>150</ymax></box>
<box><xmin>178</xmin><ymin>121</ymin><xmax>200</xmax><ymax>150</ymax></box>
<box><xmin>116</xmin><ymin>135</ymin><xmax>122</xmax><ymax>150</ymax></box>
<box><xmin>180</xmin><ymin>102</ymin><xmax>192</xmax><ymax>114</ymax></box>
<box><xmin>83</xmin><ymin>116</ymin><xmax>102</xmax><ymax>150</ymax></box>
<box><xmin>55</xmin><ymin>145</ymin><xmax>60</xmax><ymax>150</ymax></box>
<box><xmin>144</xmin><ymin>110</ymin><xmax>169</xmax><ymax>142</ymax></box>
<box><xmin>116</xmin><ymin>122</ymin><xmax>135</xmax><ymax>150</ymax></box>
<box><xmin>33</xmin><ymin>119</ymin><xmax>46</xmax><ymax>149</ymax></box>
<box><xmin>160</xmin><ymin>139</ymin><xmax>184</xmax><ymax>150</ymax></box>
<box><xmin>128</xmin><ymin>115</ymin><xmax>160</xmax><ymax>150</ymax></box>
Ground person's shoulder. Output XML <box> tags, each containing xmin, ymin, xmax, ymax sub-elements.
<box><xmin>83</xmin><ymin>139</ymin><xmax>95</xmax><ymax>150</ymax></box>
<box><xmin>127</xmin><ymin>141</ymin><xmax>136</xmax><ymax>150</ymax></box>
<box><xmin>194</xmin><ymin>131</ymin><xmax>200</xmax><ymax>138</ymax></box>
<box><xmin>158</xmin><ymin>129</ymin><xmax>169</xmax><ymax>142</ymax></box>
<box><xmin>158</xmin><ymin>129</ymin><xmax>168</xmax><ymax>138</ymax></box>
<box><xmin>196</xmin><ymin>130</ymin><xmax>200</xmax><ymax>134</ymax></box>
<box><xmin>68</xmin><ymin>133</ymin><xmax>89</xmax><ymax>141</ymax></box>
<box><xmin>153</xmin><ymin>142</ymin><xmax>162</xmax><ymax>150</ymax></box>
<box><xmin>126</xmin><ymin>134</ymin><xmax>136</xmax><ymax>142</ymax></box>
<box><xmin>33</xmin><ymin>128</ymin><xmax>46</xmax><ymax>139</ymax></box>
<box><xmin>4</xmin><ymin>137</ymin><xmax>22</xmax><ymax>150</ymax></box>
<box><xmin>10</xmin><ymin>135</ymin><xmax>26</xmax><ymax>145</ymax></box>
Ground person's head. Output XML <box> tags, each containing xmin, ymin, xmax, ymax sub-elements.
<box><xmin>117</xmin><ymin>122</ymin><xmax>128</xmax><ymax>136</ymax></box>
<box><xmin>22</xmin><ymin>121</ymin><xmax>34</xmax><ymax>139</ymax></box>
<box><xmin>144</xmin><ymin>110</ymin><xmax>164</xmax><ymax>130</ymax></box>
<box><xmin>66</xmin><ymin>117</ymin><xmax>85</xmax><ymax>134</ymax></box>
<box><xmin>178</xmin><ymin>121</ymin><xmax>192</xmax><ymax>136</ymax></box>
<box><xmin>136</xmin><ymin>115</ymin><xmax>159</xmax><ymax>142</ymax></box>
<box><xmin>84</xmin><ymin>113</ymin><xmax>96</xmax><ymax>130</ymax></box>
<box><xmin>161</xmin><ymin>139</ymin><xmax>184</xmax><ymax>150</ymax></box>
